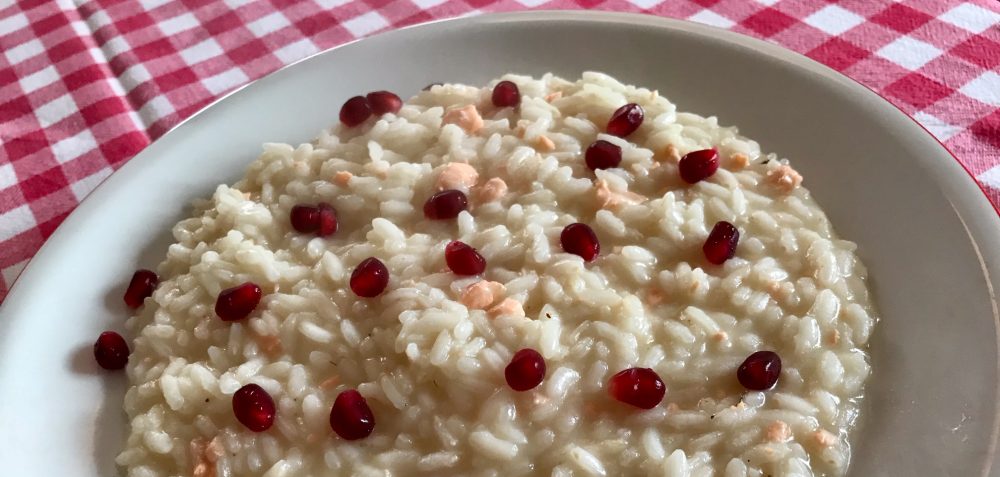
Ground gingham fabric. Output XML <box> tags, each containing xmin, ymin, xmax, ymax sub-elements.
<box><xmin>1</xmin><ymin>0</ymin><xmax>998</xmax><ymax>301</ymax></box>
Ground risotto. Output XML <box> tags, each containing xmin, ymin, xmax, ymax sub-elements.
<box><xmin>112</xmin><ymin>73</ymin><xmax>877</xmax><ymax>477</ymax></box>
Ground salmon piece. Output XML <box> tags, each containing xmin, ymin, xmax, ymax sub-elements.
<box><xmin>473</xmin><ymin>177</ymin><xmax>508</xmax><ymax>204</ymax></box>
<box><xmin>488</xmin><ymin>298</ymin><xmax>525</xmax><ymax>318</ymax></box>
<box><xmin>460</xmin><ymin>280</ymin><xmax>505</xmax><ymax>310</ymax></box>
<box><xmin>659</xmin><ymin>144</ymin><xmax>681</xmax><ymax>163</ymax></box>
<box><xmin>535</xmin><ymin>135</ymin><xmax>556</xmax><ymax>152</ymax></box>
<box><xmin>712</xmin><ymin>331</ymin><xmax>728</xmax><ymax>342</ymax></box>
<box><xmin>813</xmin><ymin>429</ymin><xmax>837</xmax><ymax>447</ymax></box>
<box><xmin>191</xmin><ymin>437</ymin><xmax>223</xmax><ymax>477</ymax></box>
<box><xmin>766</xmin><ymin>164</ymin><xmax>803</xmax><ymax>193</ymax></box>
<box><xmin>729</xmin><ymin>152</ymin><xmax>750</xmax><ymax>169</ymax></box>
<box><xmin>594</xmin><ymin>179</ymin><xmax>646</xmax><ymax>210</ymax></box>
<box><xmin>190</xmin><ymin>439</ymin><xmax>205</xmax><ymax>461</ymax></box>
<box><xmin>204</xmin><ymin>438</ymin><xmax>224</xmax><ymax>462</ymax></box>
<box><xmin>442</xmin><ymin>105</ymin><xmax>484</xmax><ymax>134</ymax></box>
<box><xmin>766</xmin><ymin>420</ymin><xmax>791</xmax><ymax>442</ymax></box>
<box><xmin>193</xmin><ymin>461</ymin><xmax>211</xmax><ymax>476</ymax></box>
<box><xmin>256</xmin><ymin>335</ymin><xmax>282</xmax><ymax>357</ymax></box>
<box><xmin>646</xmin><ymin>288</ymin><xmax>665</xmax><ymax>305</ymax></box>
<box><xmin>436</xmin><ymin>162</ymin><xmax>479</xmax><ymax>191</ymax></box>
<box><xmin>544</xmin><ymin>91</ymin><xmax>562</xmax><ymax>102</ymax></box>
<box><xmin>333</xmin><ymin>171</ymin><xmax>353</xmax><ymax>186</ymax></box>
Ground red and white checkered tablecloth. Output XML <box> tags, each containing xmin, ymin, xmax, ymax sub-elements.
<box><xmin>0</xmin><ymin>0</ymin><xmax>998</xmax><ymax>302</ymax></box>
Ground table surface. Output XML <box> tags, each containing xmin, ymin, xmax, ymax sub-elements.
<box><xmin>0</xmin><ymin>0</ymin><xmax>998</xmax><ymax>302</ymax></box>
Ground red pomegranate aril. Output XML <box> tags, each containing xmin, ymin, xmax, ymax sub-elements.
<box><xmin>330</xmin><ymin>389</ymin><xmax>375</xmax><ymax>440</ymax></box>
<box><xmin>608</xmin><ymin>367</ymin><xmax>665</xmax><ymax>409</ymax></box>
<box><xmin>292</xmin><ymin>203</ymin><xmax>338</xmax><ymax>236</ymax></box>
<box><xmin>94</xmin><ymin>331</ymin><xmax>129</xmax><ymax>370</ymax></box>
<box><xmin>216</xmin><ymin>282</ymin><xmax>262</xmax><ymax>321</ymax></box>
<box><xmin>350</xmin><ymin>257</ymin><xmax>389</xmax><ymax>298</ymax></box>
<box><xmin>445</xmin><ymin>241</ymin><xmax>486</xmax><ymax>276</ymax></box>
<box><xmin>317</xmin><ymin>202</ymin><xmax>338</xmax><ymax>236</ymax></box>
<box><xmin>423</xmin><ymin>189</ymin><xmax>469</xmax><ymax>220</ymax></box>
<box><xmin>290</xmin><ymin>205</ymin><xmax>320</xmax><ymax>233</ymax></box>
<box><xmin>560</xmin><ymin>223</ymin><xmax>600</xmax><ymax>262</ymax></box>
<box><xmin>505</xmin><ymin>348</ymin><xmax>546</xmax><ymax>391</ymax></box>
<box><xmin>232</xmin><ymin>384</ymin><xmax>276</xmax><ymax>432</ymax></box>
<box><xmin>703</xmin><ymin>221</ymin><xmax>739</xmax><ymax>265</ymax></box>
<box><xmin>123</xmin><ymin>269</ymin><xmax>158</xmax><ymax>308</ymax></box>
<box><xmin>678</xmin><ymin>148</ymin><xmax>720</xmax><ymax>184</ymax></box>
<box><xmin>585</xmin><ymin>140</ymin><xmax>623</xmax><ymax>171</ymax></box>
<box><xmin>737</xmin><ymin>351</ymin><xmax>782</xmax><ymax>391</ymax></box>
<box><xmin>606</xmin><ymin>103</ymin><xmax>644</xmax><ymax>137</ymax></box>
<box><xmin>367</xmin><ymin>91</ymin><xmax>403</xmax><ymax>115</ymax></box>
<box><xmin>491</xmin><ymin>80</ymin><xmax>520</xmax><ymax>108</ymax></box>
<box><xmin>340</xmin><ymin>96</ymin><xmax>372</xmax><ymax>127</ymax></box>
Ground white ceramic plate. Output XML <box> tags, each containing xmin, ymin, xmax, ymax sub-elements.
<box><xmin>1</xmin><ymin>11</ymin><xmax>998</xmax><ymax>476</ymax></box>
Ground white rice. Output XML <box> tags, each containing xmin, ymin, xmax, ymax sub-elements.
<box><xmin>119</xmin><ymin>73</ymin><xmax>877</xmax><ymax>476</ymax></box>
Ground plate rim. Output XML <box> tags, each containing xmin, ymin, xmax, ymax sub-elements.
<box><xmin>2</xmin><ymin>10</ymin><xmax>999</xmax><ymax>475</ymax></box>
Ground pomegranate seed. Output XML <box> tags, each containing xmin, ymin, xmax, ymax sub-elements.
<box><xmin>93</xmin><ymin>331</ymin><xmax>129</xmax><ymax>370</ymax></box>
<box><xmin>123</xmin><ymin>269</ymin><xmax>158</xmax><ymax>309</ymax></box>
<box><xmin>606</xmin><ymin>103</ymin><xmax>644</xmax><ymax>137</ymax></box>
<box><xmin>316</xmin><ymin>203</ymin><xmax>338</xmax><ymax>236</ymax></box>
<box><xmin>350</xmin><ymin>257</ymin><xmax>389</xmax><ymax>298</ymax></box>
<box><xmin>232</xmin><ymin>384</ymin><xmax>276</xmax><ymax>432</ymax></box>
<box><xmin>291</xmin><ymin>203</ymin><xmax>338</xmax><ymax>236</ymax></box>
<box><xmin>366</xmin><ymin>91</ymin><xmax>402</xmax><ymax>115</ymax></box>
<box><xmin>445</xmin><ymin>241</ymin><xmax>486</xmax><ymax>275</ymax></box>
<box><xmin>703</xmin><ymin>221</ymin><xmax>739</xmax><ymax>265</ymax></box>
<box><xmin>585</xmin><ymin>140</ymin><xmax>623</xmax><ymax>170</ymax></box>
<box><xmin>737</xmin><ymin>351</ymin><xmax>782</xmax><ymax>391</ymax></box>
<box><xmin>340</xmin><ymin>96</ymin><xmax>372</xmax><ymax>127</ymax></box>
<box><xmin>423</xmin><ymin>189</ymin><xmax>468</xmax><ymax>220</ymax></box>
<box><xmin>678</xmin><ymin>148</ymin><xmax>720</xmax><ymax>184</ymax></box>
<box><xmin>290</xmin><ymin>205</ymin><xmax>319</xmax><ymax>233</ymax></box>
<box><xmin>505</xmin><ymin>348</ymin><xmax>546</xmax><ymax>391</ymax></box>
<box><xmin>560</xmin><ymin>223</ymin><xmax>600</xmax><ymax>262</ymax></box>
<box><xmin>215</xmin><ymin>282</ymin><xmax>262</xmax><ymax>321</ymax></box>
<box><xmin>491</xmin><ymin>80</ymin><xmax>520</xmax><ymax>108</ymax></box>
<box><xmin>330</xmin><ymin>389</ymin><xmax>375</xmax><ymax>440</ymax></box>
<box><xmin>608</xmin><ymin>367</ymin><xmax>665</xmax><ymax>409</ymax></box>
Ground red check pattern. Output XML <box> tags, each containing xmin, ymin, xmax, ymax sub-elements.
<box><xmin>1</xmin><ymin>0</ymin><xmax>999</xmax><ymax>301</ymax></box>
